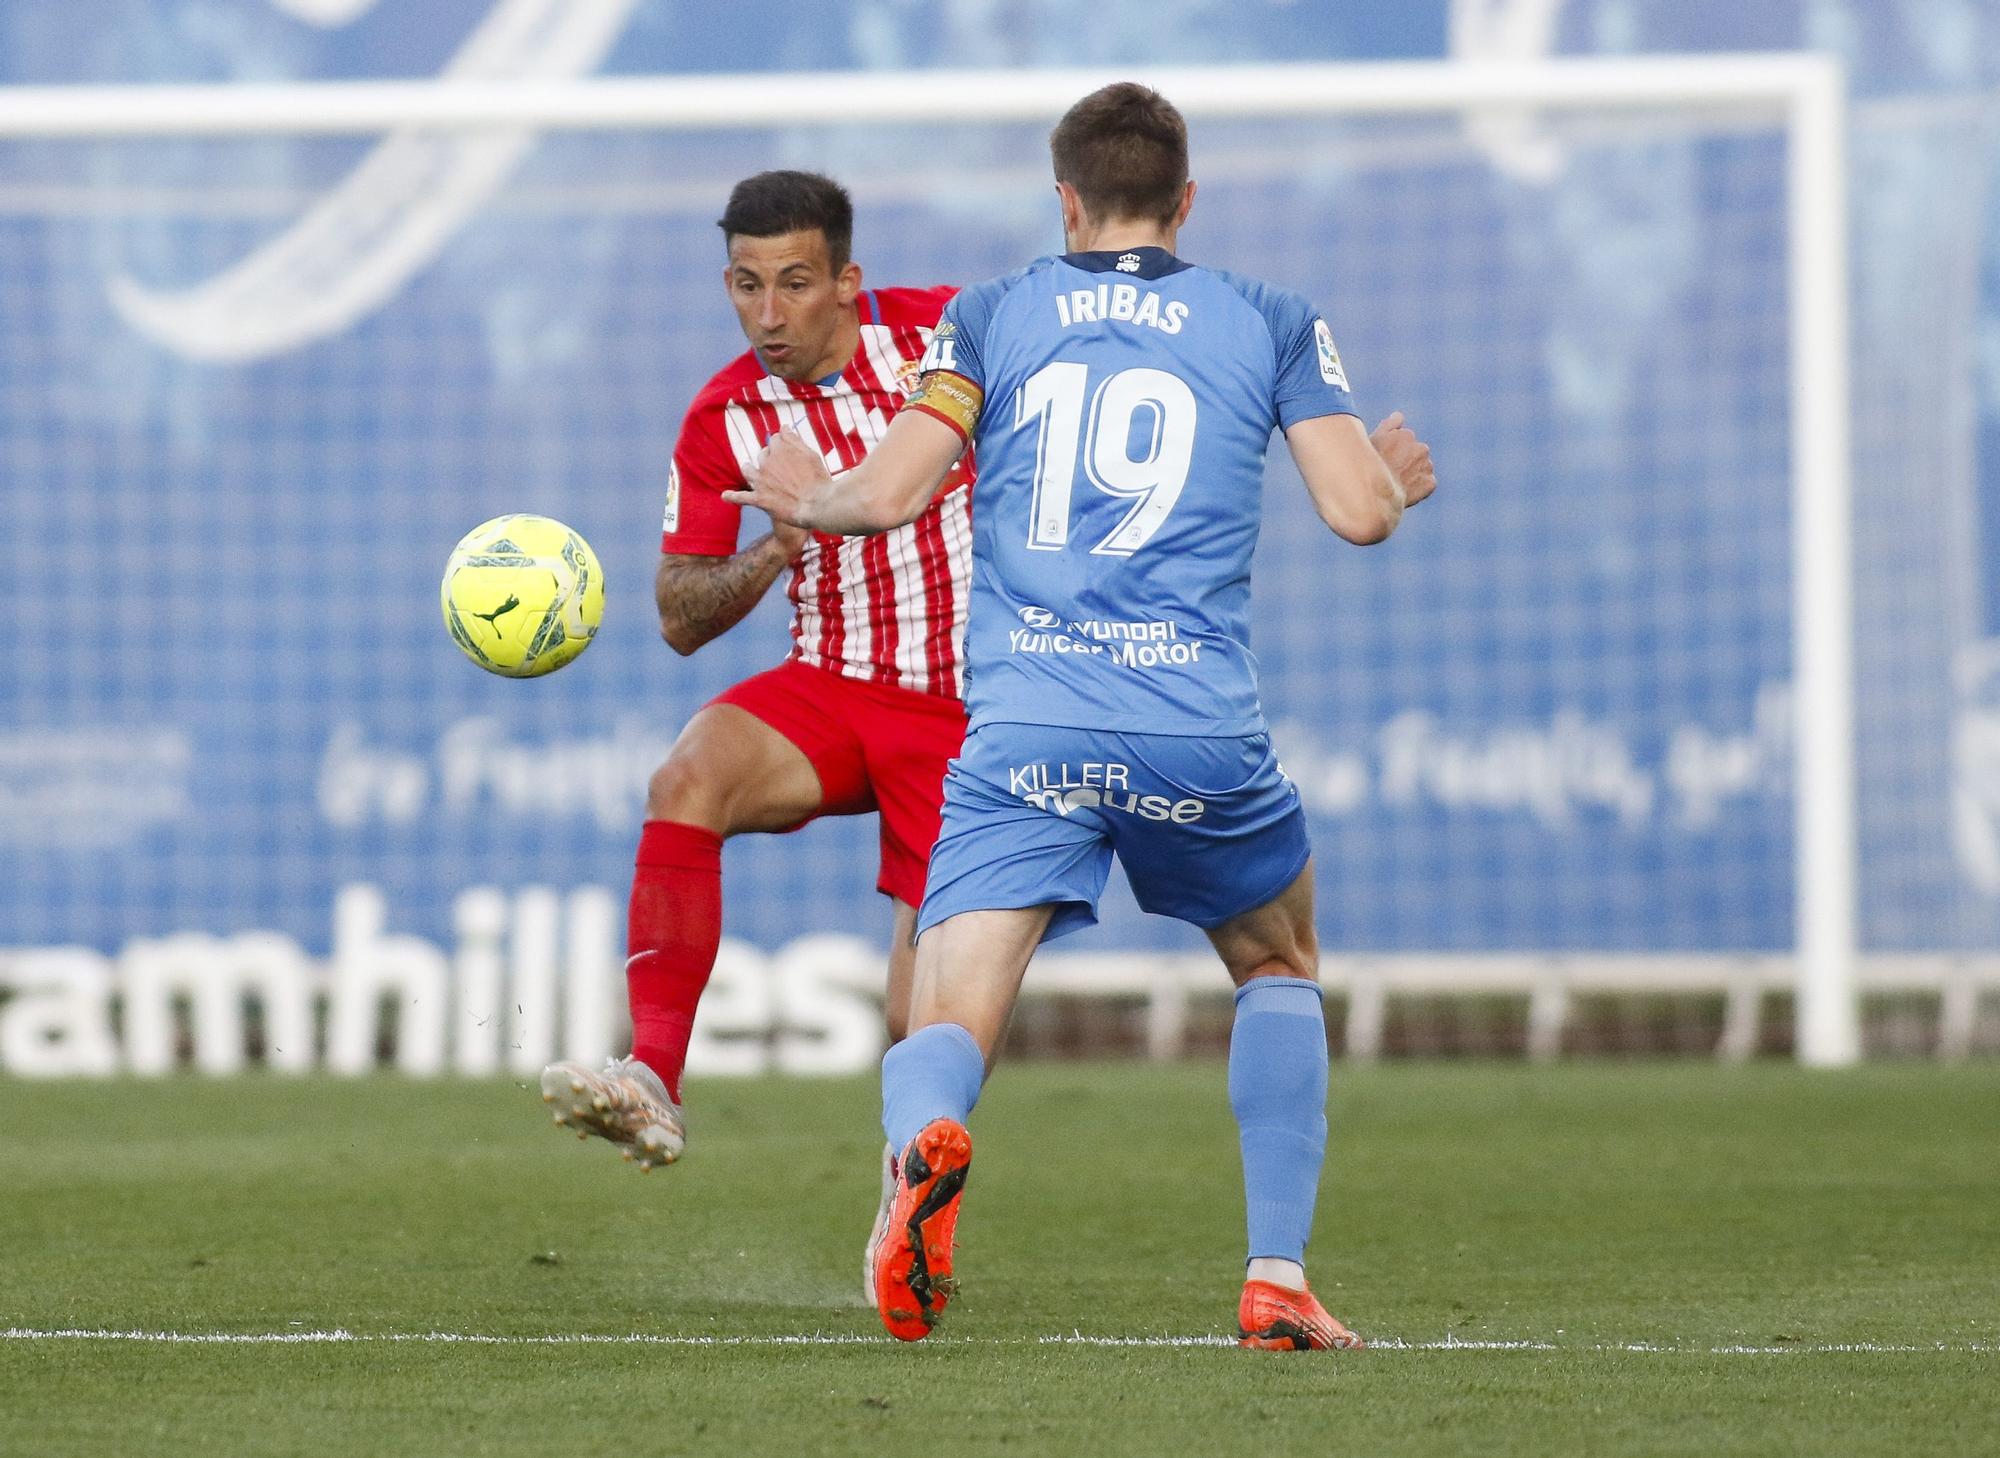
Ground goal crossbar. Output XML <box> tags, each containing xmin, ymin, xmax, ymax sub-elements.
<box><xmin>0</xmin><ymin>53</ymin><xmax>1860</xmax><ymax>1065</ymax></box>
<box><xmin>0</xmin><ymin>55</ymin><xmax>1836</xmax><ymax>136</ymax></box>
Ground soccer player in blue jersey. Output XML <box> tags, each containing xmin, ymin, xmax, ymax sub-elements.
<box><xmin>729</xmin><ymin>82</ymin><xmax>1436</xmax><ymax>1349</ymax></box>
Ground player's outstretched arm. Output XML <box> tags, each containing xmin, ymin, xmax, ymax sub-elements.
<box><xmin>1285</xmin><ymin>410</ymin><xmax>1435</xmax><ymax>545</ymax></box>
<box><xmin>726</xmin><ymin>414</ymin><xmax>967</xmax><ymax>537</ymax></box>
<box><xmin>654</xmin><ymin>525</ymin><xmax>803</xmax><ymax>656</ymax></box>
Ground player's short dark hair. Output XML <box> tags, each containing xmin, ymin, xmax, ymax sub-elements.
<box><xmin>1049</xmin><ymin>83</ymin><xmax>1189</xmax><ymax>228</ymax></box>
<box><xmin>717</xmin><ymin>170</ymin><xmax>854</xmax><ymax>271</ymax></box>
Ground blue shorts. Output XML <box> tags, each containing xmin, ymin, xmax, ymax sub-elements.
<box><xmin>917</xmin><ymin>723</ymin><xmax>1311</xmax><ymax>944</ymax></box>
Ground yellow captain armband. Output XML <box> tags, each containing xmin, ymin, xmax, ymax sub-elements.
<box><xmin>904</xmin><ymin>370</ymin><xmax>984</xmax><ymax>442</ymax></box>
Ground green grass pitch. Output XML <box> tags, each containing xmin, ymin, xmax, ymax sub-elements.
<box><xmin>2</xmin><ymin>1062</ymin><xmax>1996</xmax><ymax>1456</ymax></box>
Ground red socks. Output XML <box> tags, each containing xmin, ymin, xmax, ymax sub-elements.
<box><xmin>626</xmin><ymin>820</ymin><xmax>724</xmax><ymax>1104</ymax></box>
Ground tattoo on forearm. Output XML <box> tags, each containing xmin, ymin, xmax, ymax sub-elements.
<box><xmin>658</xmin><ymin>535</ymin><xmax>793</xmax><ymax>649</ymax></box>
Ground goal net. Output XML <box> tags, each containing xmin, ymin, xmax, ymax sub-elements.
<box><xmin>0</xmin><ymin>60</ymin><xmax>1990</xmax><ymax>1074</ymax></box>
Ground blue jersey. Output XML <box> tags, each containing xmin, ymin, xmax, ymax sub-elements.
<box><xmin>905</xmin><ymin>246</ymin><xmax>1357</xmax><ymax>737</ymax></box>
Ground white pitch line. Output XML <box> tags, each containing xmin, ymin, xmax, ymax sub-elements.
<box><xmin>0</xmin><ymin>1329</ymin><xmax>881</xmax><ymax>1347</ymax></box>
<box><xmin>1042</xmin><ymin>1335</ymin><xmax>1995</xmax><ymax>1354</ymax></box>
<box><xmin>2</xmin><ymin>1328</ymin><xmax>1992</xmax><ymax>1354</ymax></box>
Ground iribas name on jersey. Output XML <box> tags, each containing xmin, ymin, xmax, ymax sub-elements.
<box><xmin>904</xmin><ymin>247</ymin><xmax>1357</xmax><ymax>736</ymax></box>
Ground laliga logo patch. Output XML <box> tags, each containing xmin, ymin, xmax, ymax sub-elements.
<box><xmin>1116</xmin><ymin>253</ymin><xmax>1143</xmax><ymax>273</ymax></box>
<box><xmin>1019</xmin><ymin>605</ymin><xmax>1061</xmax><ymax>629</ymax></box>
<box><xmin>918</xmin><ymin>335</ymin><xmax>958</xmax><ymax>375</ymax></box>
<box><xmin>1314</xmin><ymin>318</ymin><xmax>1350</xmax><ymax>390</ymax></box>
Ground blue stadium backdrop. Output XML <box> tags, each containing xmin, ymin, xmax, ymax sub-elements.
<box><xmin>2</xmin><ymin>0</ymin><xmax>1999</xmax><ymax>1074</ymax></box>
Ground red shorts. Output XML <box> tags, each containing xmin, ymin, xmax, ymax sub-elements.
<box><xmin>710</xmin><ymin>659</ymin><xmax>967</xmax><ymax>906</ymax></box>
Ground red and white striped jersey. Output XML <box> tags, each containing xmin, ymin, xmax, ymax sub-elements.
<box><xmin>661</xmin><ymin>286</ymin><xmax>974</xmax><ymax>699</ymax></box>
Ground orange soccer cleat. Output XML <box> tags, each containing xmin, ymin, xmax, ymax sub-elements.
<box><xmin>1236</xmin><ymin>1279</ymin><xmax>1366</xmax><ymax>1351</ymax></box>
<box><xmin>870</xmin><ymin>1118</ymin><xmax>973</xmax><ymax>1342</ymax></box>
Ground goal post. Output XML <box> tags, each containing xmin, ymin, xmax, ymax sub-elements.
<box><xmin>1781</xmin><ymin>60</ymin><xmax>1860</xmax><ymax>1068</ymax></box>
<box><xmin>0</xmin><ymin>56</ymin><xmax>1863</xmax><ymax>1066</ymax></box>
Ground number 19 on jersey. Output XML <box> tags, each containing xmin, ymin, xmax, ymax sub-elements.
<box><xmin>1015</xmin><ymin>363</ymin><xmax>1198</xmax><ymax>557</ymax></box>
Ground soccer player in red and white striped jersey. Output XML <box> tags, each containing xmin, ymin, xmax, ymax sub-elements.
<box><xmin>671</xmin><ymin>286</ymin><xmax>972</xmax><ymax>698</ymax></box>
<box><xmin>541</xmin><ymin>173</ymin><xmax>971</xmax><ymax>1211</ymax></box>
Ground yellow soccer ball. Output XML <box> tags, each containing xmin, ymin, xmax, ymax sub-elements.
<box><xmin>441</xmin><ymin>514</ymin><xmax>604</xmax><ymax>678</ymax></box>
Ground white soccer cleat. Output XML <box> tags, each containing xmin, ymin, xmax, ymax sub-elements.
<box><xmin>539</xmin><ymin>1056</ymin><xmax>686</xmax><ymax>1170</ymax></box>
<box><xmin>863</xmin><ymin>1138</ymin><xmax>896</xmax><ymax>1303</ymax></box>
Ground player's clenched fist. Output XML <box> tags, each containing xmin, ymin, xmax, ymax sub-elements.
<box><xmin>1370</xmin><ymin>411</ymin><xmax>1436</xmax><ymax>508</ymax></box>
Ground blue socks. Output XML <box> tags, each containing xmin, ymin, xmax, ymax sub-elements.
<box><xmin>1228</xmin><ymin>976</ymin><xmax>1329</xmax><ymax>1265</ymax></box>
<box><xmin>881</xmin><ymin>1022</ymin><xmax>987</xmax><ymax>1152</ymax></box>
<box><xmin>883</xmin><ymin>986</ymin><xmax>1326</xmax><ymax>1268</ymax></box>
